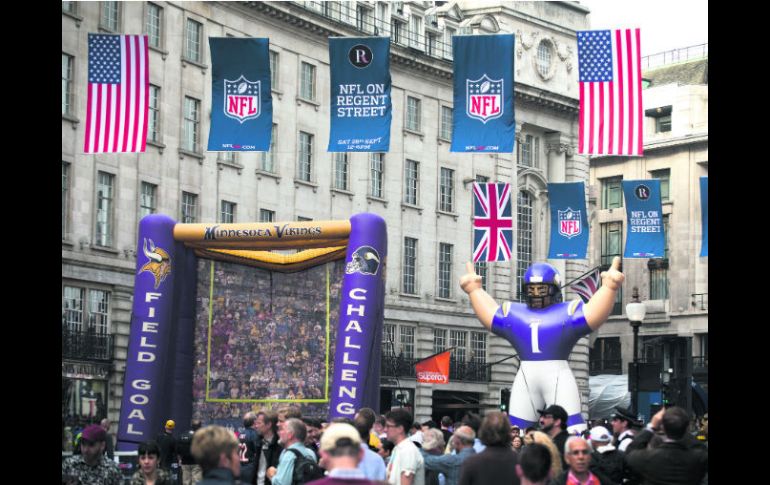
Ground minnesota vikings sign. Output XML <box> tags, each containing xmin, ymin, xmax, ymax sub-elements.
<box><xmin>467</xmin><ymin>75</ymin><xmax>503</xmax><ymax>123</ymax></box>
<box><xmin>224</xmin><ymin>76</ymin><xmax>261</xmax><ymax>123</ymax></box>
<box><xmin>139</xmin><ymin>238</ymin><xmax>171</xmax><ymax>289</ymax></box>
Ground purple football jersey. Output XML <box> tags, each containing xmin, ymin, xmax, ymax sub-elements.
<box><xmin>491</xmin><ymin>300</ymin><xmax>591</xmax><ymax>360</ymax></box>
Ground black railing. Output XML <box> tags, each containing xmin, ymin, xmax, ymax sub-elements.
<box><xmin>62</xmin><ymin>327</ymin><xmax>114</xmax><ymax>361</ymax></box>
<box><xmin>381</xmin><ymin>355</ymin><xmax>491</xmax><ymax>382</ymax></box>
<box><xmin>641</xmin><ymin>43</ymin><xmax>708</xmax><ymax>70</ymax></box>
<box><xmin>589</xmin><ymin>358</ymin><xmax>623</xmax><ymax>375</ymax></box>
<box><xmin>691</xmin><ymin>293</ymin><xmax>708</xmax><ymax>310</ymax></box>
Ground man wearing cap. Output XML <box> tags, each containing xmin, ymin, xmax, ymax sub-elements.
<box><xmin>62</xmin><ymin>424</ymin><xmax>122</xmax><ymax>485</ymax></box>
<box><xmin>610</xmin><ymin>407</ymin><xmax>640</xmax><ymax>452</ymax></box>
<box><xmin>537</xmin><ymin>404</ymin><xmax>570</xmax><ymax>467</ymax></box>
<box><xmin>307</xmin><ymin>423</ymin><xmax>378</xmax><ymax>485</ymax></box>
<box><xmin>157</xmin><ymin>419</ymin><xmax>178</xmax><ymax>472</ymax></box>
<box><xmin>587</xmin><ymin>426</ymin><xmax>624</xmax><ymax>483</ymax></box>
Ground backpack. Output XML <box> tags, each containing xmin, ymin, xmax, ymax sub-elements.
<box><xmin>177</xmin><ymin>432</ymin><xmax>194</xmax><ymax>462</ymax></box>
<box><xmin>287</xmin><ymin>448</ymin><xmax>325</xmax><ymax>485</ymax></box>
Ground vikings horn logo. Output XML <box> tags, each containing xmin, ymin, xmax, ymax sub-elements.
<box><xmin>139</xmin><ymin>238</ymin><xmax>172</xmax><ymax>289</ymax></box>
<box><xmin>345</xmin><ymin>246</ymin><xmax>381</xmax><ymax>276</ymax></box>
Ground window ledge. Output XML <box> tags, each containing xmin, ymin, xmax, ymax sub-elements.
<box><xmin>147</xmin><ymin>139</ymin><xmax>166</xmax><ymax>153</ymax></box>
<box><xmin>91</xmin><ymin>245</ymin><xmax>120</xmax><ymax>256</ymax></box>
<box><xmin>178</xmin><ymin>149</ymin><xmax>205</xmax><ymax>163</ymax></box>
<box><xmin>62</xmin><ymin>11</ymin><xmax>83</xmax><ymax>25</ymax></box>
<box><xmin>294</xmin><ymin>179</ymin><xmax>319</xmax><ymax>192</ymax></box>
<box><xmin>437</xmin><ymin>136</ymin><xmax>451</xmax><ymax>145</ymax></box>
<box><xmin>403</xmin><ymin>128</ymin><xmax>424</xmax><ymax>140</ymax></box>
<box><xmin>296</xmin><ymin>96</ymin><xmax>321</xmax><ymax>111</ymax></box>
<box><xmin>255</xmin><ymin>169</ymin><xmax>281</xmax><ymax>184</ymax></box>
<box><xmin>437</xmin><ymin>210</ymin><xmax>458</xmax><ymax>221</ymax></box>
<box><xmin>399</xmin><ymin>293</ymin><xmax>421</xmax><ymax>299</ymax></box>
<box><xmin>217</xmin><ymin>159</ymin><xmax>244</xmax><ymax>175</ymax></box>
<box><xmin>367</xmin><ymin>196</ymin><xmax>388</xmax><ymax>207</ymax></box>
<box><xmin>434</xmin><ymin>296</ymin><xmax>457</xmax><ymax>304</ymax></box>
<box><xmin>272</xmin><ymin>88</ymin><xmax>284</xmax><ymax>101</ymax></box>
<box><xmin>401</xmin><ymin>203</ymin><xmax>423</xmax><ymax>215</ymax></box>
<box><xmin>181</xmin><ymin>58</ymin><xmax>208</xmax><ymax>72</ymax></box>
<box><xmin>62</xmin><ymin>239</ymin><xmax>75</xmax><ymax>248</ymax></box>
<box><xmin>331</xmin><ymin>188</ymin><xmax>354</xmax><ymax>199</ymax></box>
<box><xmin>149</xmin><ymin>45</ymin><xmax>169</xmax><ymax>60</ymax></box>
<box><xmin>62</xmin><ymin>113</ymin><xmax>80</xmax><ymax>128</ymax></box>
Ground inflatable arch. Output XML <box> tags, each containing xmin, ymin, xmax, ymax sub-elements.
<box><xmin>117</xmin><ymin>213</ymin><xmax>386</xmax><ymax>450</ymax></box>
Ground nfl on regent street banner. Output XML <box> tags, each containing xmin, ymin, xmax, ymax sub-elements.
<box><xmin>208</xmin><ymin>38</ymin><xmax>272</xmax><ymax>152</ymax></box>
<box><xmin>547</xmin><ymin>182</ymin><xmax>589</xmax><ymax>259</ymax></box>
<box><xmin>700</xmin><ymin>176</ymin><xmax>708</xmax><ymax>257</ymax></box>
<box><xmin>451</xmin><ymin>34</ymin><xmax>516</xmax><ymax>153</ymax></box>
<box><xmin>622</xmin><ymin>179</ymin><xmax>665</xmax><ymax>258</ymax></box>
<box><xmin>328</xmin><ymin>37</ymin><xmax>391</xmax><ymax>152</ymax></box>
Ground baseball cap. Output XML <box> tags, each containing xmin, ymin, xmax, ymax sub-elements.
<box><xmin>589</xmin><ymin>426</ymin><xmax>612</xmax><ymax>442</ymax></box>
<box><xmin>320</xmin><ymin>423</ymin><xmax>361</xmax><ymax>452</ymax></box>
<box><xmin>165</xmin><ymin>420</ymin><xmax>176</xmax><ymax>429</ymax></box>
<box><xmin>537</xmin><ymin>404</ymin><xmax>568</xmax><ymax>423</ymax></box>
<box><xmin>81</xmin><ymin>424</ymin><xmax>107</xmax><ymax>442</ymax></box>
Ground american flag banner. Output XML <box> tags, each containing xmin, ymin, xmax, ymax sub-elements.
<box><xmin>569</xmin><ymin>268</ymin><xmax>602</xmax><ymax>303</ymax></box>
<box><xmin>84</xmin><ymin>34</ymin><xmax>149</xmax><ymax>153</ymax></box>
<box><xmin>577</xmin><ymin>29</ymin><xmax>643</xmax><ymax>157</ymax></box>
<box><xmin>472</xmin><ymin>183</ymin><xmax>513</xmax><ymax>263</ymax></box>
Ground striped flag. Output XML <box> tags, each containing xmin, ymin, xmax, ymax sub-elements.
<box><xmin>84</xmin><ymin>34</ymin><xmax>149</xmax><ymax>153</ymax></box>
<box><xmin>472</xmin><ymin>183</ymin><xmax>513</xmax><ymax>262</ymax></box>
<box><xmin>569</xmin><ymin>268</ymin><xmax>602</xmax><ymax>303</ymax></box>
<box><xmin>577</xmin><ymin>29</ymin><xmax>643</xmax><ymax>157</ymax></box>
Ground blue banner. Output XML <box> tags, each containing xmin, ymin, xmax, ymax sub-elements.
<box><xmin>622</xmin><ymin>180</ymin><xmax>665</xmax><ymax>258</ymax></box>
<box><xmin>451</xmin><ymin>34</ymin><xmax>515</xmax><ymax>153</ymax></box>
<box><xmin>700</xmin><ymin>176</ymin><xmax>708</xmax><ymax>257</ymax></box>
<box><xmin>208</xmin><ymin>38</ymin><xmax>272</xmax><ymax>151</ymax></box>
<box><xmin>328</xmin><ymin>37</ymin><xmax>391</xmax><ymax>152</ymax></box>
<box><xmin>547</xmin><ymin>182</ymin><xmax>589</xmax><ymax>259</ymax></box>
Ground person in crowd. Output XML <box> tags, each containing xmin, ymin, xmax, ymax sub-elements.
<box><xmin>523</xmin><ymin>431</ymin><xmax>562</xmax><ymax>480</ymax></box>
<box><xmin>255</xmin><ymin>410</ymin><xmax>283</xmax><ymax>485</ymax></box>
<box><xmin>177</xmin><ymin>419</ymin><xmax>203</xmax><ymax>485</ymax></box>
<box><xmin>191</xmin><ymin>425</ymin><xmax>242</xmax><ymax>485</ymax></box>
<box><xmin>420</xmin><ymin>425</ymin><xmax>476</xmax><ymax>485</ymax></box>
<box><xmin>355</xmin><ymin>407</ymin><xmax>383</xmax><ymax>451</ymax></box>
<box><xmin>385</xmin><ymin>408</ymin><xmax>425</xmax><ymax>485</ymax></box>
<box><xmin>511</xmin><ymin>425</ymin><xmax>521</xmax><ymax>439</ymax></box>
<box><xmin>587</xmin><ymin>426</ymin><xmax>624</xmax><ymax>484</ymax></box>
<box><xmin>421</xmin><ymin>428</ymin><xmax>446</xmax><ymax>485</ymax></box>
<box><xmin>548</xmin><ymin>437</ymin><xmax>614</xmax><ymax>485</ymax></box>
<box><xmin>131</xmin><ymin>441</ymin><xmax>174</xmax><ymax>485</ymax></box>
<box><xmin>303</xmin><ymin>417</ymin><xmax>323</xmax><ymax>459</ymax></box>
<box><xmin>378</xmin><ymin>439</ymin><xmax>395</xmax><ymax>466</ymax></box>
<box><xmin>457</xmin><ymin>411</ymin><xmax>520</xmax><ymax>485</ymax></box>
<box><xmin>624</xmin><ymin>407</ymin><xmax>708</xmax><ymax>485</ymax></box>
<box><xmin>100</xmin><ymin>418</ymin><xmax>115</xmax><ymax>460</ymax></box>
<box><xmin>409</xmin><ymin>422</ymin><xmax>424</xmax><ymax>447</ymax></box>
<box><xmin>278</xmin><ymin>406</ymin><xmax>303</xmax><ymax>423</ymax></box>
<box><xmin>306</xmin><ymin>422</ymin><xmax>380</xmax><ymax>485</ymax></box>
<box><xmin>156</xmin><ymin>419</ymin><xmax>178</xmax><ymax>472</ymax></box>
<box><xmin>537</xmin><ymin>405</ymin><xmax>570</xmax><ymax>468</ymax></box>
<box><xmin>460</xmin><ymin>413</ymin><xmax>485</xmax><ymax>454</ymax></box>
<box><xmin>440</xmin><ymin>416</ymin><xmax>454</xmax><ymax>445</ymax></box>
<box><xmin>353</xmin><ymin>415</ymin><xmax>387</xmax><ymax>481</ymax></box>
<box><xmin>268</xmin><ymin>418</ymin><xmax>318</xmax><ymax>485</ymax></box>
<box><xmin>240</xmin><ymin>412</ymin><xmax>260</xmax><ymax>484</ymax></box>
<box><xmin>512</xmin><ymin>435</ymin><xmax>524</xmax><ymax>453</ymax></box>
<box><xmin>516</xmin><ymin>443</ymin><xmax>552</xmax><ymax>485</ymax></box>
<box><xmin>62</xmin><ymin>424</ymin><xmax>122</xmax><ymax>485</ymax></box>
<box><xmin>610</xmin><ymin>407</ymin><xmax>641</xmax><ymax>452</ymax></box>
<box><xmin>374</xmin><ymin>415</ymin><xmax>388</xmax><ymax>441</ymax></box>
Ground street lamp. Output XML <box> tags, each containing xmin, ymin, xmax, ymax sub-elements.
<box><xmin>626</xmin><ymin>287</ymin><xmax>646</xmax><ymax>415</ymax></box>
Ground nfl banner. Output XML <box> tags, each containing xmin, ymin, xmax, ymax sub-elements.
<box><xmin>415</xmin><ymin>350</ymin><xmax>451</xmax><ymax>384</ymax></box>
<box><xmin>328</xmin><ymin>37</ymin><xmax>391</xmax><ymax>152</ymax></box>
<box><xmin>451</xmin><ymin>34</ymin><xmax>516</xmax><ymax>153</ymax></box>
<box><xmin>208</xmin><ymin>38</ymin><xmax>272</xmax><ymax>152</ymax></box>
<box><xmin>547</xmin><ymin>182</ymin><xmax>589</xmax><ymax>259</ymax></box>
<box><xmin>700</xmin><ymin>176</ymin><xmax>708</xmax><ymax>257</ymax></box>
<box><xmin>622</xmin><ymin>179</ymin><xmax>665</xmax><ymax>258</ymax></box>
<box><xmin>473</xmin><ymin>183</ymin><xmax>513</xmax><ymax>262</ymax></box>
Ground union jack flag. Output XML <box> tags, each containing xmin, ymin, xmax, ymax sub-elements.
<box><xmin>472</xmin><ymin>183</ymin><xmax>513</xmax><ymax>262</ymax></box>
<box><xmin>569</xmin><ymin>268</ymin><xmax>602</xmax><ymax>303</ymax></box>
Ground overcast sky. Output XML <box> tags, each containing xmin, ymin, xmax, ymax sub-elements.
<box><xmin>578</xmin><ymin>0</ymin><xmax>708</xmax><ymax>56</ymax></box>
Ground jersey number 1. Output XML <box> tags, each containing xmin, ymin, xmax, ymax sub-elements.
<box><xmin>529</xmin><ymin>320</ymin><xmax>542</xmax><ymax>353</ymax></box>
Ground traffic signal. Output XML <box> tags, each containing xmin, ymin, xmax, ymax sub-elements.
<box><xmin>500</xmin><ymin>388</ymin><xmax>511</xmax><ymax>412</ymax></box>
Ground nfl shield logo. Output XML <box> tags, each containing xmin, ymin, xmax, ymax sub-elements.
<box><xmin>224</xmin><ymin>75</ymin><xmax>261</xmax><ymax>123</ymax></box>
<box><xmin>558</xmin><ymin>208</ymin><xmax>582</xmax><ymax>239</ymax></box>
<box><xmin>467</xmin><ymin>75</ymin><xmax>503</xmax><ymax>123</ymax></box>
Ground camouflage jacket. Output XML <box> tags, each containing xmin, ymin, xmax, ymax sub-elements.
<box><xmin>62</xmin><ymin>454</ymin><xmax>122</xmax><ymax>485</ymax></box>
<box><xmin>130</xmin><ymin>467</ymin><xmax>174</xmax><ymax>485</ymax></box>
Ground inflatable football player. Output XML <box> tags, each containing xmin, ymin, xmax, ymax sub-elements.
<box><xmin>460</xmin><ymin>257</ymin><xmax>625</xmax><ymax>433</ymax></box>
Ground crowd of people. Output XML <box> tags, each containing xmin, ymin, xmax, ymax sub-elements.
<box><xmin>191</xmin><ymin>261</ymin><xmax>345</xmax><ymax>424</ymax></box>
<box><xmin>63</xmin><ymin>402</ymin><xmax>707</xmax><ymax>485</ymax></box>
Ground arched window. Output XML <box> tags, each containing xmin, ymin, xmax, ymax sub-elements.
<box><xmin>516</xmin><ymin>191</ymin><xmax>533</xmax><ymax>301</ymax></box>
